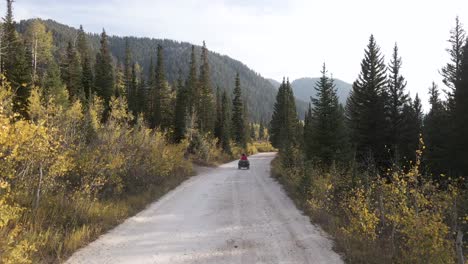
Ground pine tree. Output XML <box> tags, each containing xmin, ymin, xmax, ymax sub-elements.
<box><xmin>270</xmin><ymin>78</ymin><xmax>300</xmax><ymax>149</ymax></box>
<box><xmin>94</xmin><ymin>29</ymin><xmax>114</xmax><ymax>118</ymax></box>
<box><xmin>124</xmin><ymin>38</ymin><xmax>132</xmax><ymax>96</ymax></box>
<box><xmin>152</xmin><ymin>44</ymin><xmax>172</xmax><ymax>130</ymax></box>
<box><xmin>454</xmin><ymin>40</ymin><xmax>468</xmax><ymax>176</ymax></box>
<box><xmin>145</xmin><ymin>56</ymin><xmax>155</xmax><ymax>124</ymax></box>
<box><xmin>77</xmin><ymin>25</ymin><xmax>93</xmax><ymax>99</ymax></box>
<box><xmin>63</xmin><ymin>42</ymin><xmax>83</xmax><ymax>100</ymax></box>
<box><xmin>43</xmin><ymin>59</ymin><xmax>69</xmax><ymax>107</ymax></box>
<box><xmin>128</xmin><ymin>62</ymin><xmax>138</xmax><ymax>115</ymax></box>
<box><xmin>441</xmin><ymin>16</ymin><xmax>466</xmax><ymax>112</ymax></box>
<box><xmin>2</xmin><ymin>0</ymin><xmax>32</xmax><ymax>117</ymax></box>
<box><xmin>423</xmin><ymin>82</ymin><xmax>450</xmax><ymax>178</ymax></box>
<box><xmin>220</xmin><ymin>90</ymin><xmax>232</xmax><ymax>153</ymax></box>
<box><xmin>137</xmin><ymin>70</ymin><xmax>146</xmax><ymax>114</ymax></box>
<box><xmin>214</xmin><ymin>86</ymin><xmax>223</xmax><ymax>140</ymax></box>
<box><xmin>174</xmin><ymin>72</ymin><xmax>188</xmax><ymax>143</ymax></box>
<box><xmin>305</xmin><ymin>64</ymin><xmax>347</xmax><ymax>166</ymax></box>
<box><xmin>197</xmin><ymin>41</ymin><xmax>215</xmax><ymax>134</ymax></box>
<box><xmin>386</xmin><ymin>43</ymin><xmax>409</xmax><ymax>160</ymax></box>
<box><xmin>186</xmin><ymin>45</ymin><xmax>198</xmax><ymax>138</ymax></box>
<box><xmin>400</xmin><ymin>95</ymin><xmax>423</xmax><ymax>163</ymax></box>
<box><xmin>231</xmin><ymin>73</ymin><xmax>246</xmax><ymax>147</ymax></box>
<box><xmin>346</xmin><ymin>35</ymin><xmax>388</xmax><ymax>166</ymax></box>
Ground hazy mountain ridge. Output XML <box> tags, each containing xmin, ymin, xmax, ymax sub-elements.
<box><xmin>291</xmin><ymin>77</ymin><xmax>352</xmax><ymax>105</ymax></box>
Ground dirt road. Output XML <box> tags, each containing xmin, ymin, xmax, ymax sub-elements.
<box><xmin>66</xmin><ymin>152</ymin><xmax>343</xmax><ymax>264</ymax></box>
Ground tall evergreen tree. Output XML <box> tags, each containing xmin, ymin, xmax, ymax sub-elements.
<box><xmin>423</xmin><ymin>82</ymin><xmax>450</xmax><ymax>178</ymax></box>
<box><xmin>77</xmin><ymin>25</ymin><xmax>93</xmax><ymax>99</ymax></box>
<box><xmin>94</xmin><ymin>29</ymin><xmax>114</xmax><ymax>117</ymax></box>
<box><xmin>146</xmin><ymin>56</ymin><xmax>155</xmax><ymax>123</ymax></box>
<box><xmin>346</xmin><ymin>35</ymin><xmax>388</xmax><ymax>166</ymax></box>
<box><xmin>63</xmin><ymin>41</ymin><xmax>83</xmax><ymax>100</ymax></box>
<box><xmin>305</xmin><ymin>64</ymin><xmax>347</xmax><ymax>166</ymax></box>
<box><xmin>43</xmin><ymin>59</ymin><xmax>69</xmax><ymax>107</ymax></box>
<box><xmin>231</xmin><ymin>73</ymin><xmax>246</xmax><ymax>147</ymax></box>
<box><xmin>174</xmin><ymin>72</ymin><xmax>188</xmax><ymax>143</ymax></box>
<box><xmin>386</xmin><ymin>43</ymin><xmax>409</xmax><ymax>160</ymax></box>
<box><xmin>128</xmin><ymin>62</ymin><xmax>138</xmax><ymax>114</ymax></box>
<box><xmin>220</xmin><ymin>90</ymin><xmax>232</xmax><ymax>153</ymax></box>
<box><xmin>441</xmin><ymin>16</ymin><xmax>466</xmax><ymax>111</ymax></box>
<box><xmin>197</xmin><ymin>41</ymin><xmax>215</xmax><ymax>134</ymax></box>
<box><xmin>400</xmin><ymin>94</ymin><xmax>423</xmax><ymax>163</ymax></box>
<box><xmin>186</xmin><ymin>46</ymin><xmax>198</xmax><ymax>138</ymax></box>
<box><xmin>2</xmin><ymin>0</ymin><xmax>32</xmax><ymax>117</ymax></box>
<box><xmin>124</xmin><ymin>38</ymin><xmax>132</xmax><ymax>96</ymax></box>
<box><xmin>152</xmin><ymin>44</ymin><xmax>172</xmax><ymax>130</ymax></box>
<box><xmin>454</xmin><ymin>40</ymin><xmax>468</xmax><ymax>176</ymax></box>
<box><xmin>270</xmin><ymin>78</ymin><xmax>300</xmax><ymax>149</ymax></box>
<box><xmin>137</xmin><ymin>70</ymin><xmax>147</xmax><ymax>115</ymax></box>
<box><xmin>214</xmin><ymin>86</ymin><xmax>223</xmax><ymax>140</ymax></box>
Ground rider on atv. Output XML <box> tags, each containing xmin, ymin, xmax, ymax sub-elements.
<box><xmin>238</xmin><ymin>154</ymin><xmax>250</xmax><ymax>169</ymax></box>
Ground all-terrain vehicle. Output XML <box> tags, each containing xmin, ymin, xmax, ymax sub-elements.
<box><xmin>238</xmin><ymin>154</ymin><xmax>250</xmax><ymax>170</ymax></box>
<box><xmin>238</xmin><ymin>159</ymin><xmax>250</xmax><ymax>170</ymax></box>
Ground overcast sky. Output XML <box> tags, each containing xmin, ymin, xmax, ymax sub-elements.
<box><xmin>13</xmin><ymin>0</ymin><xmax>468</xmax><ymax>110</ymax></box>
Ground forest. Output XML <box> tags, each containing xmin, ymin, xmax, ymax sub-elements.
<box><xmin>0</xmin><ymin>0</ymin><xmax>272</xmax><ymax>262</ymax></box>
<box><xmin>1</xmin><ymin>0</ymin><xmax>467</xmax><ymax>262</ymax></box>
<box><xmin>270</xmin><ymin>18</ymin><xmax>468</xmax><ymax>263</ymax></box>
<box><xmin>15</xmin><ymin>18</ymin><xmax>309</xmax><ymax>122</ymax></box>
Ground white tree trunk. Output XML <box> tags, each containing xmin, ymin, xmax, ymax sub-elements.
<box><xmin>34</xmin><ymin>163</ymin><xmax>43</xmax><ymax>212</ymax></box>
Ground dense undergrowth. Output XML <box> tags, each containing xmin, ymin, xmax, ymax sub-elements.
<box><xmin>0</xmin><ymin>80</ymin><xmax>197</xmax><ymax>263</ymax></box>
<box><xmin>271</xmin><ymin>143</ymin><xmax>467</xmax><ymax>264</ymax></box>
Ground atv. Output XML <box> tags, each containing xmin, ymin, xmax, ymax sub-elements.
<box><xmin>238</xmin><ymin>159</ymin><xmax>250</xmax><ymax>170</ymax></box>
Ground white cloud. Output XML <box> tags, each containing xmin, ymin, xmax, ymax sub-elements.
<box><xmin>13</xmin><ymin>0</ymin><xmax>468</xmax><ymax>110</ymax></box>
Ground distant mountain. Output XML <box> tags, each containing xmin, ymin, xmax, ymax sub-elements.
<box><xmin>17</xmin><ymin>19</ymin><xmax>307</xmax><ymax>122</ymax></box>
<box><xmin>291</xmin><ymin>78</ymin><xmax>352</xmax><ymax>105</ymax></box>
<box><xmin>267</xmin><ymin>78</ymin><xmax>281</xmax><ymax>89</ymax></box>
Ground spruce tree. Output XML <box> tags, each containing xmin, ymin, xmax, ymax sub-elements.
<box><xmin>186</xmin><ymin>46</ymin><xmax>198</xmax><ymax>137</ymax></box>
<box><xmin>2</xmin><ymin>0</ymin><xmax>32</xmax><ymax>117</ymax></box>
<box><xmin>231</xmin><ymin>73</ymin><xmax>246</xmax><ymax>147</ymax></box>
<box><xmin>220</xmin><ymin>90</ymin><xmax>232</xmax><ymax>153</ymax></box>
<box><xmin>63</xmin><ymin>41</ymin><xmax>83</xmax><ymax>100</ymax></box>
<box><xmin>214</xmin><ymin>86</ymin><xmax>223</xmax><ymax>140</ymax></box>
<box><xmin>346</xmin><ymin>35</ymin><xmax>388</xmax><ymax>166</ymax></box>
<box><xmin>137</xmin><ymin>70</ymin><xmax>147</xmax><ymax>115</ymax></box>
<box><xmin>197</xmin><ymin>41</ymin><xmax>215</xmax><ymax>134</ymax></box>
<box><xmin>423</xmin><ymin>82</ymin><xmax>450</xmax><ymax>178</ymax></box>
<box><xmin>146</xmin><ymin>57</ymin><xmax>155</xmax><ymax>124</ymax></box>
<box><xmin>270</xmin><ymin>78</ymin><xmax>300</xmax><ymax>149</ymax></box>
<box><xmin>441</xmin><ymin>16</ymin><xmax>466</xmax><ymax>111</ymax></box>
<box><xmin>174</xmin><ymin>72</ymin><xmax>188</xmax><ymax>143</ymax></box>
<box><xmin>77</xmin><ymin>25</ymin><xmax>93</xmax><ymax>99</ymax></box>
<box><xmin>386</xmin><ymin>43</ymin><xmax>409</xmax><ymax>160</ymax></box>
<box><xmin>94</xmin><ymin>29</ymin><xmax>114</xmax><ymax>118</ymax></box>
<box><xmin>454</xmin><ymin>40</ymin><xmax>468</xmax><ymax>176</ymax></box>
<box><xmin>129</xmin><ymin>62</ymin><xmax>138</xmax><ymax>115</ymax></box>
<box><xmin>124</xmin><ymin>38</ymin><xmax>132</xmax><ymax>97</ymax></box>
<box><xmin>305</xmin><ymin>64</ymin><xmax>347</xmax><ymax>166</ymax></box>
<box><xmin>152</xmin><ymin>44</ymin><xmax>172</xmax><ymax>130</ymax></box>
<box><xmin>43</xmin><ymin>59</ymin><xmax>69</xmax><ymax>107</ymax></box>
<box><xmin>400</xmin><ymin>95</ymin><xmax>423</xmax><ymax>163</ymax></box>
